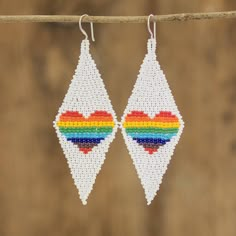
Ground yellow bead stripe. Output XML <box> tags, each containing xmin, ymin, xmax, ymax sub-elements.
<box><xmin>123</xmin><ymin>121</ymin><xmax>180</xmax><ymax>128</ymax></box>
<box><xmin>57</xmin><ymin>121</ymin><xmax>115</xmax><ymax>127</ymax></box>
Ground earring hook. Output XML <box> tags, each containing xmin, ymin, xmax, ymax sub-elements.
<box><xmin>147</xmin><ymin>14</ymin><xmax>156</xmax><ymax>39</ymax></box>
<box><xmin>79</xmin><ymin>14</ymin><xmax>95</xmax><ymax>42</ymax></box>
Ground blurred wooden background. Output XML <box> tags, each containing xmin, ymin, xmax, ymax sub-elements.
<box><xmin>0</xmin><ymin>0</ymin><xmax>236</xmax><ymax>235</ymax></box>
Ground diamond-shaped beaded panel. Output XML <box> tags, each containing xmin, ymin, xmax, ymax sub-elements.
<box><xmin>54</xmin><ymin>39</ymin><xmax>118</xmax><ymax>205</ymax></box>
<box><xmin>121</xmin><ymin>38</ymin><xmax>184</xmax><ymax>205</ymax></box>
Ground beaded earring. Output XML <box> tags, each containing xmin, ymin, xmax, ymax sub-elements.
<box><xmin>121</xmin><ymin>15</ymin><xmax>184</xmax><ymax>205</ymax></box>
<box><xmin>53</xmin><ymin>15</ymin><xmax>118</xmax><ymax>205</ymax></box>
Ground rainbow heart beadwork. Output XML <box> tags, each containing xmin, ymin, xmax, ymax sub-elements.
<box><xmin>57</xmin><ymin>110</ymin><xmax>115</xmax><ymax>154</ymax></box>
<box><xmin>123</xmin><ymin>111</ymin><xmax>180</xmax><ymax>154</ymax></box>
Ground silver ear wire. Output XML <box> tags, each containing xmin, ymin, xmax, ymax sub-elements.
<box><xmin>79</xmin><ymin>14</ymin><xmax>95</xmax><ymax>42</ymax></box>
<box><xmin>147</xmin><ymin>14</ymin><xmax>156</xmax><ymax>39</ymax></box>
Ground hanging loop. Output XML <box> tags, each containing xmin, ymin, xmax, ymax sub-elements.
<box><xmin>147</xmin><ymin>14</ymin><xmax>156</xmax><ymax>39</ymax></box>
<box><xmin>79</xmin><ymin>14</ymin><xmax>95</xmax><ymax>42</ymax></box>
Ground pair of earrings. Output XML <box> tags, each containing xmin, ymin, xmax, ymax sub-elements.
<box><xmin>53</xmin><ymin>14</ymin><xmax>184</xmax><ymax>205</ymax></box>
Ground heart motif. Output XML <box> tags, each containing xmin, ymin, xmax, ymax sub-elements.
<box><xmin>57</xmin><ymin>111</ymin><xmax>115</xmax><ymax>154</ymax></box>
<box><xmin>123</xmin><ymin>111</ymin><xmax>180</xmax><ymax>154</ymax></box>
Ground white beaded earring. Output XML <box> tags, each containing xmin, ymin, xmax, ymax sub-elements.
<box><xmin>53</xmin><ymin>14</ymin><xmax>118</xmax><ymax>205</ymax></box>
<box><xmin>121</xmin><ymin>14</ymin><xmax>184</xmax><ymax>205</ymax></box>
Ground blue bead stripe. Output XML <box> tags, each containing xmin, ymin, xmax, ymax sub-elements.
<box><xmin>133</xmin><ymin>138</ymin><xmax>170</xmax><ymax>145</ymax></box>
<box><xmin>67</xmin><ymin>138</ymin><xmax>105</xmax><ymax>143</ymax></box>
<box><xmin>127</xmin><ymin>132</ymin><xmax>176</xmax><ymax>139</ymax></box>
<box><xmin>64</xmin><ymin>132</ymin><xmax>111</xmax><ymax>139</ymax></box>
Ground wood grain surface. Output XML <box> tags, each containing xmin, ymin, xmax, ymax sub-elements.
<box><xmin>0</xmin><ymin>0</ymin><xmax>236</xmax><ymax>235</ymax></box>
<box><xmin>1</xmin><ymin>11</ymin><xmax>236</xmax><ymax>23</ymax></box>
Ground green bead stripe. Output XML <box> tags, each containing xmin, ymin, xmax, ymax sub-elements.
<box><xmin>125</xmin><ymin>127</ymin><xmax>179</xmax><ymax>133</ymax></box>
<box><xmin>59</xmin><ymin>127</ymin><xmax>113</xmax><ymax>133</ymax></box>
